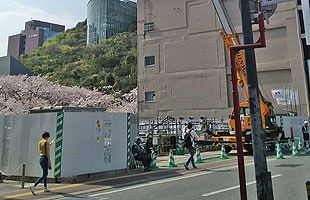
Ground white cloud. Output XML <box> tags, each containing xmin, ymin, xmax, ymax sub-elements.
<box><xmin>0</xmin><ymin>0</ymin><xmax>79</xmax><ymax>57</ymax></box>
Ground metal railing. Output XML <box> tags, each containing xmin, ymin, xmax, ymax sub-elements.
<box><xmin>0</xmin><ymin>163</ymin><xmax>26</xmax><ymax>189</ymax></box>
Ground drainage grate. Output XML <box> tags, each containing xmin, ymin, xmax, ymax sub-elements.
<box><xmin>275</xmin><ymin>164</ymin><xmax>303</xmax><ymax>168</ymax></box>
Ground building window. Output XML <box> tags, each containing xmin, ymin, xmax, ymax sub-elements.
<box><xmin>145</xmin><ymin>91</ymin><xmax>155</xmax><ymax>102</ymax></box>
<box><xmin>144</xmin><ymin>22</ymin><xmax>155</xmax><ymax>32</ymax></box>
<box><xmin>145</xmin><ymin>56</ymin><xmax>155</xmax><ymax>67</ymax></box>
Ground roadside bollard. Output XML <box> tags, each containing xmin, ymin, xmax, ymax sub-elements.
<box><xmin>195</xmin><ymin>148</ymin><xmax>204</xmax><ymax>163</ymax></box>
<box><xmin>306</xmin><ymin>181</ymin><xmax>310</xmax><ymax>199</ymax></box>
<box><xmin>298</xmin><ymin>138</ymin><xmax>303</xmax><ymax>151</ymax></box>
<box><xmin>291</xmin><ymin>142</ymin><xmax>299</xmax><ymax>157</ymax></box>
<box><xmin>150</xmin><ymin>150</ymin><xmax>158</xmax><ymax>169</ymax></box>
<box><xmin>176</xmin><ymin>139</ymin><xmax>184</xmax><ymax>155</ymax></box>
<box><xmin>288</xmin><ymin>139</ymin><xmax>293</xmax><ymax>149</ymax></box>
<box><xmin>276</xmin><ymin>143</ymin><xmax>284</xmax><ymax>159</ymax></box>
<box><xmin>21</xmin><ymin>163</ymin><xmax>26</xmax><ymax>189</ymax></box>
<box><xmin>306</xmin><ymin>141</ymin><xmax>310</xmax><ymax>154</ymax></box>
<box><xmin>168</xmin><ymin>149</ymin><xmax>177</xmax><ymax>167</ymax></box>
<box><xmin>220</xmin><ymin>144</ymin><xmax>229</xmax><ymax>159</ymax></box>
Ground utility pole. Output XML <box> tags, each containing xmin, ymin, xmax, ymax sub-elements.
<box><xmin>239</xmin><ymin>0</ymin><xmax>274</xmax><ymax>200</ymax></box>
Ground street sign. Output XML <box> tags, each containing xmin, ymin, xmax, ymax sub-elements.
<box><xmin>239</xmin><ymin>0</ymin><xmax>277</xmax><ymax>23</ymax></box>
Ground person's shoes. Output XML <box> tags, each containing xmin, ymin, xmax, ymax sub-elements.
<box><xmin>44</xmin><ymin>188</ymin><xmax>51</xmax><ymax>192</ymax></box>
<box><xmin>193</xmin><ymin>165</ymin><xmax>198</xmax><ymax>169</ymax></box>
<box><xmin>30</xmin><ymin>186</ymin><xmax>36</xmax><ymax>195</ymax></box>
<box><xmin>184</xmin><ymin>164</ymin><xmax>189</xmax><ymax>170</ymax></box>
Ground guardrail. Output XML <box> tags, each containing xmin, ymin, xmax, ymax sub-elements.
<box><xmin>0</xmin><ymin>163</ymin><xmax>26</xmax><ymax>188</ymax></box>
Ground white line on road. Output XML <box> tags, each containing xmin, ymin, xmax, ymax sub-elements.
<box><xmin>201</xmin><ymin>174</ymin><xmax>283</xmax><ymax>197</ymax></box>
<box><xmin>89</xmin><ymin>171</ymin><xmax>215</xmax><ymax>197</ymax></box>
<box><xmin>89</xmin><ymin>158</ymin><xmax>278</xmax><ymax>198</ymax></box>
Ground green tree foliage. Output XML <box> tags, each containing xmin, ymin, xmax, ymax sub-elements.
<box><xmin>20</xmin><ymin>20</ymin><xmax>137</xmax><ymax>94</ymax></box>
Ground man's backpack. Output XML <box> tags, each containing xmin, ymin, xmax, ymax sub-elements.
<box><xmin>183</xmin><ymin>131</ymin><xmax>192</xmax><ymax>148</ymax></box>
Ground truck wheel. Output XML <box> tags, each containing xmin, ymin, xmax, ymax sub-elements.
<box><xmin>225</xmin><ymin>145</ymin><xmax>232</xmax><ymax>153</ymax></box>
<box><xmin>244</xmin><ymin>144</ymin><xmax>253</xmax><ymax>155</ymax></box>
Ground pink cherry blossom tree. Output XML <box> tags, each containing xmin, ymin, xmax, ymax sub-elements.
<box><xmin>0</xmin><ymin>75</ymin><xmax>137</xmax><ymax>115</ymax></box>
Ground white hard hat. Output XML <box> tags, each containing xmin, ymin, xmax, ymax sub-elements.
<box><xmin>304</xmin><ymin>120</ymin><xmax>308</xmax><ymax>124</ymax></box>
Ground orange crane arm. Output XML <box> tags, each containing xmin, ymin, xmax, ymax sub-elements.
<box><xmin>220</xmin><ymin>31</ymin><xmax>273</xmax><ymax>116</ymax></box>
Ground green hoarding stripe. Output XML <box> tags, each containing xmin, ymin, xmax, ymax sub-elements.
<box><xmin>56</xmin><ymin>136</ymin><xmax>62</xmax><ymax>144</ymax></box>
<box><xmin>54</xmin><ymin>112</ymin><xmax>64</xmax><ymax>178</ymax></box>
<box><xmin>55</xmin><ymin>162</ymin><xmax>61</xmax><ymax>169</ymax></box>
<box><xmin>127</xmin><ymin>113</ymin><xmax>131</xmax><ymax>168</ymax></box>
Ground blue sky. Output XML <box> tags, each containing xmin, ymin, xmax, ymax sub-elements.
<box><xmin>0</xmin><ymin>0</ymin><xmax>136</xmax><ymax>57</ymax></box>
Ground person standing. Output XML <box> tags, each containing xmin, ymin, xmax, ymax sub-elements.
<box><xmin>145</xmin><ymin>137</ymin><xmax>153</xmax><ymax>158</ymax></box>
<box><xmin>183</xmin><ymin>123</ymin><xmax>199</xmax><ymax>170</ymax></box>
<box><xmin>30</xmin><ymin>131</ymin><xmax>52</xmax><ymax>195</ymax></box>
<box><xmin>302</xmin><ymin>121</ymin><xmax>309</xmax><ymax>146</ymax></box>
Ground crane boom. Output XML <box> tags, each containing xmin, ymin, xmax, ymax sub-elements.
<box><xmin>211</xmin><ymin>0</ymin><xmax>280</xmax><ymax>154</ymax></box>
<box><xmin>212</xmin><ymin>0</ymin><xmax>273</xmax><ymax>117</ymax></box>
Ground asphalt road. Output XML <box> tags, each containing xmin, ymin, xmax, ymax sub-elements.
<box><xmin>82</xmin><ymin>154</ymin><xmax>310</xmax><ymax>200</ymax></box>
<box><xmin>3</xmin><ymin>153</ymin><xmax>309</xmax><ymax>200</ymax></box>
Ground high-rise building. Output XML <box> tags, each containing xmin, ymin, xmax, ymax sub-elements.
<box><xmin>137</xmin><ymin>0</ymin><xmax>310</xmax><ymax>121</ymax></box>
<box><xmin>87</xmin><ymin>0</ymin><xmax>137</xmax><ymax>45</ymax></box>
<box><xmin>7</xmin><ymin>20</ymin><xmax>65</xmax><ymax>59</ymax></box>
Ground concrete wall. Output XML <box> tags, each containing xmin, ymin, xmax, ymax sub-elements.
<box><xmin>137</xmin><ymin>0</ymin><xmax>309</xmax><ymax>121</ymax></box>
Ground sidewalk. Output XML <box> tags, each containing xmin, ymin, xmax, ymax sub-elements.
<box><xmin>0</xmin><ymin>180</ymin><xmax>65</xmax><ymax>196</ymax></box>
<box><xmin>156</xmin><ymin>150</ymin><xmax>221</xmax><ymax>167</ymax></box>
<box><xmin>0</xmin><ymin>150</ymin><xmax>222</xmax><ymax>197</ymax></box>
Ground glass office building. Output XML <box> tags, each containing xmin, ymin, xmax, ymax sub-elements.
<box><xmin>87</xmin><ymin>0</ymin><xmax>137</xmax><ymax>45</ymax></box>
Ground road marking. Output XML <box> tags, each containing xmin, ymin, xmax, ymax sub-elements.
<box><xmin>40</xmin><ymin>186</ymin><xmax>113</xmax><ymax>200</ymax></box>
<box><xmin>2</xmin><ymin>157</ymin><xmax>278</xmax><ymax>199</ymax></box>
<box><xmin>42</xmin><ymin>161</ymin><xmax>253</xmax><ymax>200</ymax></box>
<box><xmin>88</xmin><ymin>161</ymin><xmax>268</xmax><ymax>198</ymax></box>
<box><xmin>2</xmin><ymin>170</ymin><xmax>160</xmax><ymax>199</ymax></box>
<box><xmin>202</xmin><ymin>174</ymin><xmax>283</xmax><ymax>197</ymax></box>
<box><xmin>89</xmin><ymin>171</ymin><xmax>215</xmax><ymax>197</ymax></box>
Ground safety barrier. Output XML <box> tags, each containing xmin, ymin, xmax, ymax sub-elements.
<box><xmin>0</xmin><ymin>163</ymin><xmax>26</xmax><ymax>188</ymax></box>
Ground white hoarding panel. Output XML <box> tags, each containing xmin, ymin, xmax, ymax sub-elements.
<box><xmin>277</xmin><ymin>116</ymin><xmax>309</xmax><ymax>138</ymax></box>
<box><xmin>61</xmin><ymin>112</ymin><xmax>128</xmax><ymax>177</ymax></box>
<box><xmin>0</xmin><ymin>113</ymin><xmax>57</xmax><ymax>178</ymax></box>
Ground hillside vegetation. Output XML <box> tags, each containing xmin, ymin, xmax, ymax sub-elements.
<box><xmin>20</xmin><ymin>20</ymin><xmax>137</xmax><ymax>94</ymax></box>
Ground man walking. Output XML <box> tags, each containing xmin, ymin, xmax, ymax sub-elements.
<box><xmin>302</xmin><ymin>121</ymin><xmax>309</xmax><ymax>146</ymax></box>
<box><xmin>183</xmin><ymin>123</ymin><xmax>199</xmax><ymax>170</ymax></box>
<box><xmin>30</xmin><ymin>131</ymin><xmax>52</xmax><ymax>195</ymax></box>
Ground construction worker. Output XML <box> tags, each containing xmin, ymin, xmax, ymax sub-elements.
<box><xmin>30</xmin><ymin>131</ymin><xmax>52</xmax><ymax>195</ymax></box>
<box><xmin>302</xmin><ymin>120</ymin><xmax>309</xmax><ymax>146</ymax></box>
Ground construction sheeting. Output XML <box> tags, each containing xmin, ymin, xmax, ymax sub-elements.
<box><xmin>276</xmin><ymin>116</ymin><xmax>310</xmax><ymax>139</ymax></box>
<box><xmin>0</xmin><ymin>111</ymin><xmax>137</xmax><ymax>178</ymax></box>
